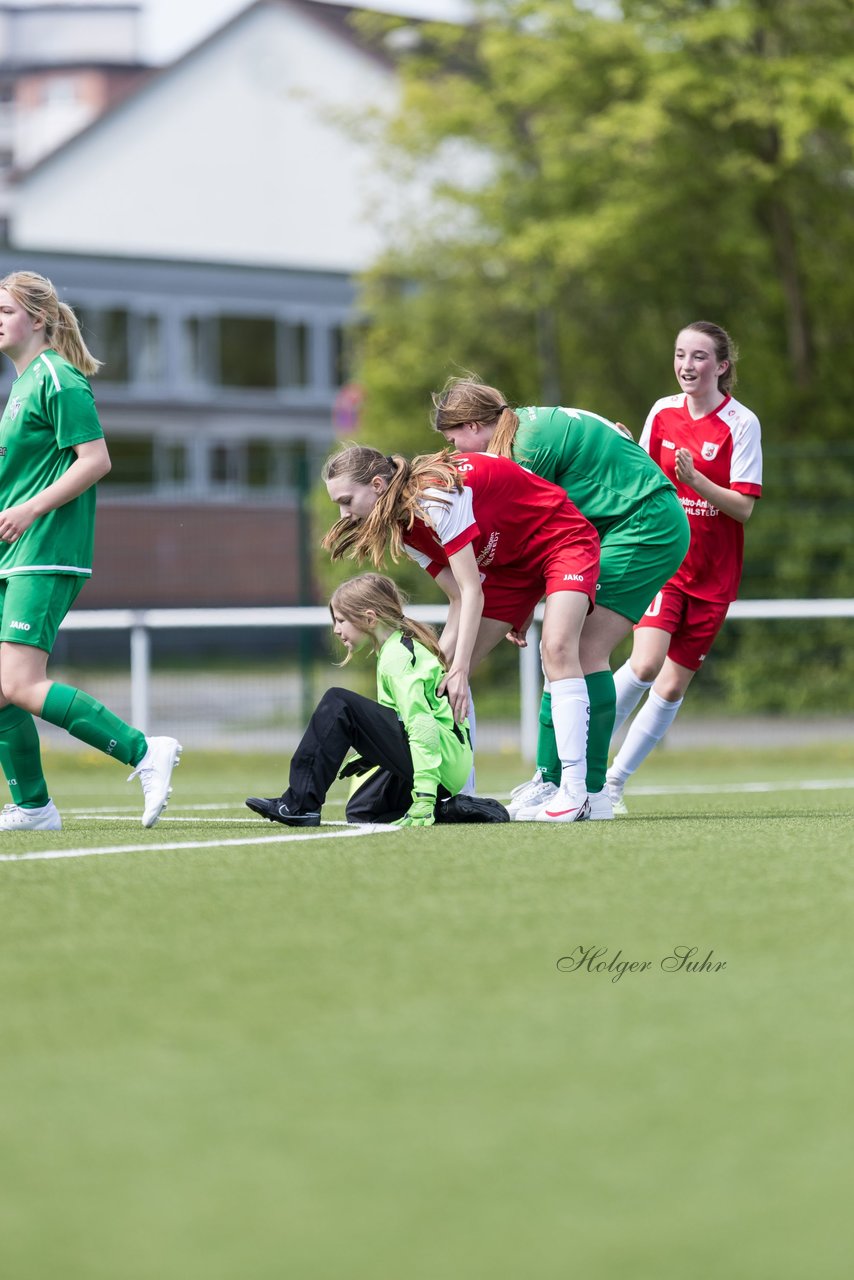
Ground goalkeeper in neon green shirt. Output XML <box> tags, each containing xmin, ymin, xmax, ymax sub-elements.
<box><xmin>246</xmin><ymin>573</ymin><xmax>507</xmax><ymax>827</ymax></box>
<box><xmin>433</xmin><ymin>377</ymin><xmax>690</xmax><ymax>820</ymax></box>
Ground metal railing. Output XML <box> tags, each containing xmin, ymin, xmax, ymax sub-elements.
<box><xmin>58</xmin><ymin>599</ymin><xmax>854</xmax><ymax>759</ymax></box>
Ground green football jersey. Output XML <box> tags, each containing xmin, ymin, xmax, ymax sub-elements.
<box><xmin>376</xmin><ymin>629</ymin><xmax>471</xmax><ymax>799</ymax></box>
<box><xmin>512</xmin><ymin>405</ymin><xmax>675</xmax><ymax>534</ymax></box>
<box><xmin>0</xmin><ymin>349</ymin><xmax>104</xmax><ymax>577</ymax></box>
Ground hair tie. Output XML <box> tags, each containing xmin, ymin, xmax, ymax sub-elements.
<box><xmin>386</xmin><ymin>455</ymin><xmax>397</xmax><ymax>468</ymax></box>
<box><xmin>497</xmin><ymin>404</ymin><xmax>509</xmax><ymax>412</ymax></box>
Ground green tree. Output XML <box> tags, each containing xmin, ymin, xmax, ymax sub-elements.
<box><xmin>333</xmin><ymin>0</ymin><xmax>854</xmax><ymax>708</ymax></box>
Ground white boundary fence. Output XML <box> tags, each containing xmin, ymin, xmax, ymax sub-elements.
<box><xmin>59</xmin><ymin>599</ymin><xmax>854</xmax><ymax>759</ymax></box>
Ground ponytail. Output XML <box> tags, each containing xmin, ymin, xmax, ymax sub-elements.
<box><xmin>53</xmin><ymin>300</ymin><xmax>102</xmax><ymax>376</ymax></box>
<box><xmin>0</xmin><ymin>271</ymin><xmax>101</xmax><ymax>376</ymax></box>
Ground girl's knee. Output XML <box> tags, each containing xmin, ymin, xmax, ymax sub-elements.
<box><xmin>540</xmin><ymin>637</ymin><xmax>580</xmax><ymax>678</ymax></box>
<box><xmin>631</xmin><ymin>657</ymin><xmax>661</xmax><ymax>684</ymax></box>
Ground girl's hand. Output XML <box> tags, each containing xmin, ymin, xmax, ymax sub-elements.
<box><xmin>674</xmin><ymin>448</ymin><xmax>697</xmax><ymax>486</ymax></box>
<box><xmin>505</xmin><ymin>611</ymin><xmax>534</xmax><ymax>648</ymax></box>
<box><xmin>438</xmin><ymin>666</ymin><xmax>470</xmax><ymax>723</ymax></box>
<box><xmin>0</xmin><ymin>502</ymin><xmax>36</xmax><ymax>542</ymax></box>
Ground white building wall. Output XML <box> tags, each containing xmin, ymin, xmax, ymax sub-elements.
<box><xmin>12</xmin><ymin>2</ymin><xmax>400</xmax><ymax>273</ymax></box>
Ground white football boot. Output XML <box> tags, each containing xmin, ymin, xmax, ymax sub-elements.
<box><xmin>605</xmin><ymin>774</ymin><xmax>629</xmax><ymax>816</ymax></box>
<box><xmin>534</xmin><ymin>783</ymin><xmax>590</xmax><ymax>823</ymax></box>
<box><xmin>128</xmin><ymin>736</ymin><xmax>183</xmax><ymax>827</ymax></box>
<box><xmin>0</xmin><ymin>799</ymin><xmax>62</xmax><ymax>831</ymax></box>
<box><xmin>586</xmin><ymin>789</ymin><xmax>614</xmax><ymax>820</ymax></box>
<box><xmin>508</xmin><ymin>769</ymin><xmax>558</xmax><ymax>820</ymax></box>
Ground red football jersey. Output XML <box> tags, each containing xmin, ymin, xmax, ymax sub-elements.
<box><xmin>640</xmin><ymin>393</ymin><xmax>762</xmax><ymax>603</ymax></box>
<box><xmin>401</xmin><ymin>451</ymin><xmax>590</xmax><ymax>576</ymax></box>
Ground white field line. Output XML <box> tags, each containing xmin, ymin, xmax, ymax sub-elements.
<box><xmin>0</xmin><ymin>823</ymin><xmax>400</xmax><ymax>864</ymax></box>
<box><xmin>618</xmin><ymin>778</ymin><xmax>854</xmax><ymax>796</ymax></box>
<box><xmin>61</xmin><ymin>776</ymin><xmax>854</xmax><ymax>820</ymax></box>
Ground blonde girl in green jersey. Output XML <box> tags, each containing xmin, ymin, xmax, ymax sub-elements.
<box><xmin>432</xmin><ymin>377</ymin><xmax>689</xmax><ymax>821</ymax></box>
<box><xmin>0</xmin><ymin>271</ymin><xmax>181</xmax><ymax>830</ymax></box>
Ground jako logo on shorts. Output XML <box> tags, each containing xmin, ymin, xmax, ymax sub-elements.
<box><xmin>9</xmin><ymin>620</ymin><xmax>31</xmax><ymax>631</ymax></box>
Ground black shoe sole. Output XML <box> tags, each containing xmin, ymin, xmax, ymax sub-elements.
<box><xmin>245</xmin><ymin>797</ymin><xmax>321</xmax><ymax>827</ymax></box>
<box><xmin>436</xmin><ymin>795</ymin><xmax>510</xmax><ymax>823</ymax></box>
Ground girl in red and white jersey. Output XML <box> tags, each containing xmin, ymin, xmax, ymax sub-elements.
<box><xmin>606</xmin><ymin>321</ymin><xmax>763</xmax><ymax>812</ymax></box>
<box><xmin>323</xmin><ymin>445</ymin><xmax>600</xmax><ymax>822</ymax></box>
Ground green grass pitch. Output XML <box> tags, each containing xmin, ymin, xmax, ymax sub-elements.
<box><xmin>1</xmin><ymin>742</ymin><xmax>852</xmax><ymax>1279</ymax></box>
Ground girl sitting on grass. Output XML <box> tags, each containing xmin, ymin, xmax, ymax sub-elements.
<box><xmin>245</xmin><ymin>573</ymin><xmax>507</xmax><ymax>828</ymax></box>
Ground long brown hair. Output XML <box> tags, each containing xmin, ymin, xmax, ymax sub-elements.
<box><xmin>330</xmin><ymin>573</ymin><xmax>447</xmax><ymax>667</ymax></box>
<box><xmin>322</xmin><ymin>444</ymin><xmax>463</xmax><ymax>567</ymax></box>
<box><xmin>0</xmin><ymin>271</ymin><xmax>102</xmax><ymax>376</ymax></box>
<box><xmin>679</xmin><ymin>320</ymin><xmax>739</xmax><ymax>393</ymax></box>
<box><xmin>431</xmin><ymin>375</ymin><xmax>521</xmax><ymax>459</ymax></box>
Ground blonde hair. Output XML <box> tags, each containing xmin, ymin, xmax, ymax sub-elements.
<box><xmin>0</xmin><ymin>270</ymin><xmax>102</xmax><ymax>376</ymax></box>
<box><xmin>330</xmin><ymin>573</ymin><xmax>447</xmax><ymax>667</ymax></box>
<box><xmin>431</xmin><ymin>375</ymin><xmax>520</xmax><ymax>460</ymax></box>
<box><xmin>322</xmin><ymin>444</ymin><xmax>463</xmax><ymax>567</ymax></box>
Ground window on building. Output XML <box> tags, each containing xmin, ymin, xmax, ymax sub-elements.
<box><xmin>183</xmin><ymin>316</ymin><xmax>207</xmax><ymax>384</ymax></box>
<box><xmin>157</xmin><ymin>442</ymin><xmax>188</xmax><ymax>489</ymax></box>
<box><xmin>43</xmin><ymin>76</ymin><xmax>78</xmax><ymax>106</ymax></box>
<box><xmin>134</xmin><ymin>314</ymin><xmax>162</xmax><ymax>383</ymax></box>
<box><xmin>218</xmin><ymin>315</ymin><xmax>277</xmax><ymax>388</ymax></box>
<box><xmin>330</xmin><ymin>322</ymin><xmax>364</xmax><ymax>389</ymax></box>
<box><xmin>280</xmin><ymin>322</ymin><xmax>310</xmax><ymax>388</ymax></box>
<box><xmin>209</xmin><ymin>442</ymin><xmax>240</xmax><ymax>488</ymax></box>
<box><xmin>246</xmin><ymin>439</ymin><xmax>306</xmax><ymax>489</ymax></box>
<box><xmin>101</xmin><ymin>437</ymin><xmax>155</xmax><ymax>490</ymax></box>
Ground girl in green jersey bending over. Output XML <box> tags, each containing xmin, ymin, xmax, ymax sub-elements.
<box><xmin>0</xmin><ymin>271</ymin><xmax>181</xmax><ymax>830</ymax></box>
<box><xmin>433</xmin><ymin>377</ymin><xmax>689</xmax><ymax>820</ymax></box>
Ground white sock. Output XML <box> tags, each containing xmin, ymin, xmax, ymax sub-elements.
<box><xmin>461</xmin><ymin>689</ymin><xmax>476</xmax><ymax>795</ymax></box>
<box><xmin>609</xmin><ymin>689</ymin><xmax>683</xmax><ymax>784</ymax></box>
<box><xmin>611</xmin><ymin>660</ymin><xmax>654</xmax><ymax>735</ymax></box>
<box><xmin>549</xmin><ymin>677</ymin><xmax>590</xmax><ymax>792</ymax></box>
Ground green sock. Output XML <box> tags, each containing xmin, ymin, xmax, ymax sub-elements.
<box><xmin>536</xmin><ymin>691</ymin><xmax>562</xmax><ymax>785</ymax></box>
<box><xmin>41</xmin><ymin>684</ymin><xmax>147</xmax><ymax>767</ymax></box>
<box><xmin>585</xmin><ymin>669</ymin><xmax>617</xmax><ymax>794</ymax></box>
<box><xmin>0</xmin><ymin>704</ymin><xmax>50</xmax><ymax>808</ymax></box>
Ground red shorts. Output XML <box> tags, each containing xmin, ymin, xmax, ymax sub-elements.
<box><xmin>635</xmin><ymin>584</ymin><xmax>729</xmax><ymax>671</ymax></box>
<box><xmin>481</xmin><ymin>507</ymin><xmax>600</xmax><ymax>630</ymax></box>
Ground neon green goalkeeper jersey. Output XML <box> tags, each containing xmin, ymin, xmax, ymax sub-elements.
<box><xmin>0</xmin><ymin>349</ymin><xmax>104</xmax><ymax>577</ymax></box>
<box><xmin>512</xmin><ymin>405</ymin><xmax>675</xmax><ymax>534</ymax></box>
<box><xmin>376</xmin><ymin>630</ymin><xmax>472</xmax><ymax>799</ymax></box>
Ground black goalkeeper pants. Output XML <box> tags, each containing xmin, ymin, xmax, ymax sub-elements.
<box><xmin>282</xmin><ymin>687</ymin><xmax>441</xmax><ymax>824</ymax></box>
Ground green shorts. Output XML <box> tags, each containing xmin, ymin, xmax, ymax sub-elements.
<box><xmin>595</xmin><ymin>488</ymin><xmax>691</xmax><ymax>624</ymax></box>
<box><xmin>0</xmin><ymin>573</ymin><xmax>86</xmax><ymax>652</ymax></box>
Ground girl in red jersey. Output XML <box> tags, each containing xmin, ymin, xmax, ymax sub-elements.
<box><xmin>606</xmin><ymin>321</ymin><xmax>763</xmax><ymax>812</ymax></box>
<box><xmin>322</xmin><ymin>445</ymin><xmax>600</xmax><ymax>822</ymax></box>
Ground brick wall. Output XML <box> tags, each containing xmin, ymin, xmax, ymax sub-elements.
<box><xmin>80</xmin><ymin>503</ymin><xmax>313</xmax><ymax>607</ymax></box>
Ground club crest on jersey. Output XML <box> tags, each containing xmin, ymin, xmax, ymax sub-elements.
<box><xmin>8</xmin><ymin>396</ymin><xmax>22</xmax><ymax>420</ymax></box>
<box><xmin>701</xmin><ymin>441</ymin><xmax>719</xmax><ymax>460</ymax></box>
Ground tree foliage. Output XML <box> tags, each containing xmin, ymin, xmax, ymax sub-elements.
<box><xmin>336</xmin><ymin>0</ymin><xmax>854</xmax><ymax>708</ymax></box>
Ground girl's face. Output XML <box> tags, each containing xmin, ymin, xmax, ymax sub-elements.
<box><xmin>440</xmin><ymin>421</ymin><xmax>493</xmax><ymax>453</ymax></box>
<box><xmin>331</xmin><ymin>607</ymin><xmax>370</xmax><ymax>653</ymax></box>
<box><xmin>326</xmin><ymin>473</ymin><xmax>386</xmax><ymax>521</ymax></box>
<box><xmin>0</xmin><ymin>289</ymin><xmax>43</xmax><ymax>361</ymax></box>
<box><xmin>674</xmin><ymin>328</ymin><xmax>727</xmax><ymax>400</ymax></box>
